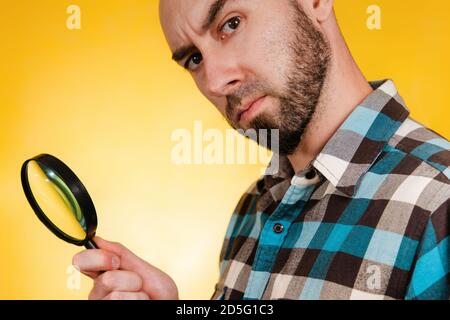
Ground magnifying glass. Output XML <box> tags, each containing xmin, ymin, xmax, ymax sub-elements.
<box><xmin>21</xmin><ymin>154</ymin><xmax>99</xmax><ymax>249</ymax></box>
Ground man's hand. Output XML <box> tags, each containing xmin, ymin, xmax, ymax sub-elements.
<box><xmin>72</xmin><ymin>236</ymin><xmax>179</xmax><ymax>300</ymax></box>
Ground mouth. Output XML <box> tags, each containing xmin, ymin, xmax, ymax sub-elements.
<box><xmin>236</xmin><ymin>95</ymin><xmax>267</xmax><ymax>124</ymax></box>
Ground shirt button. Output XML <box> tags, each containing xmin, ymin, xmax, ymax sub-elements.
<box><xmin>273</xmin><ymin>223</ymin><xmax>284</xmax><ymax>234</ymax></box>
<box><xmin>305</xmin><ymin>169</ymin><xmax>317</xmax><ymax>180</ymax></box>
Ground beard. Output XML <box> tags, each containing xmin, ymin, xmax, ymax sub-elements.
<box><xmin>225</xmin><ymin>2</ymin><xmax>331</xmax><ymax>155</ymax></box>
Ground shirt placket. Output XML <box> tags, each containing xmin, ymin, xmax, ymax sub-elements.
<box><xmin>243</xmin><ymin>173</ymin><xmax>319</xmax><ymax>300</ymax></box>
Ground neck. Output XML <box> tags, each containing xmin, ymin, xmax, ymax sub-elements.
<box><xmin>287</xmin><ymin>20</ymin><xmax>373</xmax><ymax>174</ymax></box>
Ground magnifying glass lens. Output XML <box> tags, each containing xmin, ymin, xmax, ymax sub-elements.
<box><xmin>27</xmin><ymin>160</ymin><xmax>87</xmax><ymax>241</ymax></box>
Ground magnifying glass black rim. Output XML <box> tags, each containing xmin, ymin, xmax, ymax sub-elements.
<box><xmin>21</xmin><ymin>154</ymin><xmax>97</xmax><ymax>247</ymax></box>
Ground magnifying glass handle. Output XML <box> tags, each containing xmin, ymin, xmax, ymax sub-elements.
<box><xmin>85</xmin><ymin>239</ymin><xmax>99</xmax><ymax>249</ymax></box>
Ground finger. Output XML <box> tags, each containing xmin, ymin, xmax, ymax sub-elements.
<box><xmin>72</xmin><ymin>265</ymin><xmax>99</xmax><ymax>280</ymax></box>
<box><xmin>71</xmin><ymin>261</ymin><xmax>102</xmax><ymax>279</ymax></box>
<box><xmin>92</xmin><ymin>236</ymin><xmax>178</xmax><ymax>300</ymax></box>
<box><xmin>93</xmin><ymin>236</ymin><xmax>130</xmax><ymax>257</ymax></box>
<box><xmin>102</xmin><ymin>291</ymin><xmax>150</xmax><ymax>300</ymax></box>
<box><xmin>89</xmin><ymin>270</ymin><xmax>143</xmax><ymax>300</ymax></box>
<box><xmin>92</xmin><ymin>236</ymin><xmax>142</xmax><ymax>271</ymax></box>
<box><xmin>81</xmin><ymin>271</ymin><xmax>100</xmax><ymax>279</ymax></box>
<box><xmin>73</xmin><ymin>249</ymin><xmax>120</xmax><ymax>277</ymax></box>
<box><xmin>93</xmin><ymin>236</ymin><xmax>159</xmax><ymax>277</ymax></box>
<box><xmin>94</xmin><ymin>237</ymin><xmax>178</xmax><ymax>300</ymax></box>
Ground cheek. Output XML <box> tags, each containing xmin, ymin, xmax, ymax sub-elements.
<box><xmin>239</xmin><ymin>14</ymin><xmax>293</xmax><ymax>93</ymax></box>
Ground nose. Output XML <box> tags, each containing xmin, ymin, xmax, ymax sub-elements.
<box><xmin>203</xmin><ymin>49</ymin><xmax>242</xmax><ymax>97</ymax></box>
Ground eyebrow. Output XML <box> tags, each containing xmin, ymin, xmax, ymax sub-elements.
<box><xmin>172</xmin><ymin>45</ymin><xmax>196</xmax><ymax>63</ymax></box>
<box><xmin>171</xmin><ymin>0</ymin><xmax>230</xmax><ymax>63</ymax></box>
<box><xmin>202</xmin><ymin>0</ymin><xmax>229</xmax><ymax>31</ymax></box>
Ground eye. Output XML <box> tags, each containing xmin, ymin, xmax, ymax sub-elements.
<box><xmin>219</xmin><ymin>16</ymin><xmax>241</xmax><ymax>38</ymax></box>
<box><xmin>185</xmin><ymin>52</ymin><xmax>203</xmax><ymax>71</ymax></box>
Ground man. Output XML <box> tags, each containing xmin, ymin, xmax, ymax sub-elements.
<box><xmin>73</xmin><ymin>0</ymin><xmax>450</xmax><ymax>299</ymax></box>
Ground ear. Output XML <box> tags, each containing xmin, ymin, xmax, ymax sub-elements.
<box><xmin>299</xmin><ymin>0</ymin><xmax>335</xmax><ymax>23</ymax></box>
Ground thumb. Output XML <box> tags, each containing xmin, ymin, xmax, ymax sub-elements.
<box><xmin>92</xmin><ymin>236</ymin><xmax>128</xmax><ymax>256</ymax></box>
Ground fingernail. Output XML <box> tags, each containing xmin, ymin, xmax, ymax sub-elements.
<box><xmin>72</xmin><ymin>255</ymin><xmax>80</xmax><ymax>267</ymax></box>
<box><xmin>112</xmin><ymin>256</ymin><xmax>120</xmax><ymax>269</ymax></box>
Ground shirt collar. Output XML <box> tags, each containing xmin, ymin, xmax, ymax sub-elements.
<box><xmin>263</xmin><ymin>79</ymin><xmax>410</xmax><ymax>197</ymax></box>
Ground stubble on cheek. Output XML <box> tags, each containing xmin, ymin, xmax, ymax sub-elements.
<box><xmin>226</xmin><ymin>35</ymin><xmax>293</xmax><ymax>130</ymax></box>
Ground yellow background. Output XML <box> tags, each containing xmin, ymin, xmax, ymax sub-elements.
<box><xmin>0</xmin><ymin>0</ymin><xmax>449</xmax><ymax>299</ymax></box>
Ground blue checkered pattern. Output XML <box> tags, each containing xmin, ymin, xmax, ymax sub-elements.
<box><xmin>211</xmin><ymin>80</ymin><xmax>450</xmax><ymax>300</ymax></box>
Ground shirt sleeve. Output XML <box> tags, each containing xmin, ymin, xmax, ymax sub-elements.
<box><xmin>405</xmin><ymin>197</ymin><xmax>449</xmax><ymax>300</ymax></box>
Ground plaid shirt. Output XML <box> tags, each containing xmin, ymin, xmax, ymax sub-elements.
<box><xmin>211</xmin><ymin>80</ymin><xmax>450</xmax><ymax>300</ymax></box>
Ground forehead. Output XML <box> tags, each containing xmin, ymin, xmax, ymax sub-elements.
<box><xmin>159</xmin><ymin>0</ymin><xmax>214</xmax><ymax>51</ymax></box>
